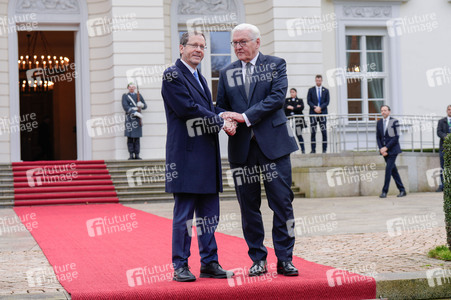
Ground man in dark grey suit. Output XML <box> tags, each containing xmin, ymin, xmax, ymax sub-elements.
<box><xmin>436</xmin><ymin>105</ymin><xmax>451</xmax><ymax>192</ymax></box>
<box><xmin>217</xmin><ymin>23</ymin><xmax>299</xmax><ymax>277</ymax></box>
<box><xmin>376</xmin><ymin>105</ymin><xmax>406</xmax><ymax>198</ymax></box>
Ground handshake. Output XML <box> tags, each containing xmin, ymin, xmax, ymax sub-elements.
<box><xmin>220</xmin><ymin>111</ymin><xmax>246</xmax><ymax>136</ymax></box>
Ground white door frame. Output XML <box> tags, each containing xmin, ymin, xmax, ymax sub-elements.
<box><xmin>8</xmin><ymin>0</ymin><xmax>92</xmax><ymax>162</ymax></box>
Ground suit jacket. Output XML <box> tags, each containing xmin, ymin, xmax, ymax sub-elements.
<box><xmin>376</xmin><ymin>117</ymin><xmax>402</xmax><ymax>156</ymax></box>
<box><xmin>284</xmin><ymin>97</ymin><xmax>304</xmax><ymax>116</ymax></box>
<box><xmin>437</xmin><ymin>117</ymin><xmax>451</xmax><ymax>151</ymax></box>
<box><xmin>284</xmin><ymin>97</ymin><xmax>306</xmax><ymax>128</ymax></box>
<box><xmin>307</xmin><ymin>86</ymin><xmax>330</xmax><ymax>115</ymax></box>
<box><xmin>122</xmin><ymin>93</ymin><xmax>147</xmax><ymax>138</ymax></box>
<box><xmin>216</xmin><ymin>53</ymin><xmax>298</xmax><ymax>164</ymax></box>
<box><xmin>161</xmin><ymin>59</ymin><xmax>225</xmax><ymax>194</ymax></box>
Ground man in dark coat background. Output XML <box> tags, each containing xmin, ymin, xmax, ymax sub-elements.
<box><xmin>122</xmin><ymin>83</ymin><xmax>147</xmax><ymax>160</ymax></box>
<box><xmin>376</xmin><ymin>105</ymin><xmax>407</xmax><ymax>198</ymax></box>
<box><xmin>161</xmin><ymin>31</ymin><xmax>235</xmax><ymax>282</ymax></box>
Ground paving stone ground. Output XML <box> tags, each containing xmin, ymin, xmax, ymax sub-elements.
<box><xmin>1</xmin><ymin>192</ymin><xmax>450</xmax><ymax>298</ymax></box>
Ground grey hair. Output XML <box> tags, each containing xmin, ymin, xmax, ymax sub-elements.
<box><xmin>232</xmin><ymin>23</ymin><xmax>261</xmax><ymax>40</ymax></box>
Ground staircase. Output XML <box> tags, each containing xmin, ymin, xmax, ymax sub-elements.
<box><xmin>5</xmin><ymin>161</ymin><xmax>119</xmax><ymax>206</ymax></box>
<box><xmin>0</xmin><ymin>163</ymin><xmax>13</xmax><ymax>207</ymax></box>
<box><xmin>0</xmin><ymin>159</ymin><xmax>304</xmax><ymax>207</ymax></box>
<box><xmin>106</xmin><ymin>159</ymin><xmax>245</xmax><ymax>202</ymax></box>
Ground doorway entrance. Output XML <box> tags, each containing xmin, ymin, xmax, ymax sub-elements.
<box><xmin>18</xmin><ymin>31</ymin><xmax>77</xmax><ymax>161</ymax></box>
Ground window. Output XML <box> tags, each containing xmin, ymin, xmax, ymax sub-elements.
<box><xmin>345</xmin><ymin>32</ymin><xmax>387</xmax><ymax>121</ymax></box>
<box><xmin>178</xmin><ymin>31</ymin><xmax>232</xmax><ymax>102</ymax></box>
<box><xmin>209</xmin><ymin>31</ymin><xmax>232</xmax><ymax>102</ymax></box>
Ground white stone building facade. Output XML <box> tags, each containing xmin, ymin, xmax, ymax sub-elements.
<box><xmin>0</xmin><ymin>0</ymin><xmax>450</xmax><ymax>162</ymax></box>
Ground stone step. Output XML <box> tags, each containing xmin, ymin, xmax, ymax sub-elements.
<box><xmin>0</xmin><ymin>160</ymin><xmax>305</xmax><ymax>207</ymax></box>
<box><xmin>117</xmin><ymin>194</ymin><xmax>240</xmax><ymax>202</ymax></box>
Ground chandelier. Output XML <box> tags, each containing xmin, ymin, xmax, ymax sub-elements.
<box><xmin>18</xmin><ymin>32</ymin><xmax>70</xmax><ymax>93</ymax></box>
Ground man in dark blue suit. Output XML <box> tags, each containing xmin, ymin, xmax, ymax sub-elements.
<box><xmin>436</xmin><ymin>105</ymin><xmax>451</xmax><ymax>192</ymax></box>
<box><xmin>216</xmin><ymin>23</ymin><xmax>299</xmax><ymax>277</ymax></box>
<box><xmin>307</xmin><ymin>75</ymin><xmax>330</xmax><ymax>153</ymax></box>
<box><xmin>376</xmin><ymin>105</ymin><xmax>406</xmax><ymax>198</ymax></box>
<box><xmin>161</xmin><ymin>31</ymin><xmax>235</xmax><ymax>282</ymax></box>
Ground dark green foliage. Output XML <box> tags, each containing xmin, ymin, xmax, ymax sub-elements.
<box><xmin>443</xmin><ymin>134</ymin><xmax>451</xmax><ymax>248</ymax></box>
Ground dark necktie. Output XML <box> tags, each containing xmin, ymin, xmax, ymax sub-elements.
<box><xmin>317</xmin><ymin>87</ymin><xmax>321</xmax><ymax>106</ymax></box>
<box><xmin>245</xmin><ymin>62</ymin><xmax>252</xmax><ymax>99</ymax></box>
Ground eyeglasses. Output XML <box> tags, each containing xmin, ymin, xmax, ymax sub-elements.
<box><xmin>231</xmin><ymin>40</ymin><xmax>255</xmax><ymax>48</ymax></box>
<box><xmin>185</xmin><ymin>43</ymin><xmax>207</xmax><ymax>50</ymax></box>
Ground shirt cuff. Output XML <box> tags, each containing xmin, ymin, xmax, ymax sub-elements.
<box><xmin>218</xmin><ymin>113</ymin><xmax>225</xmax><ymax>130</ymax></box>
<box><xmin>243</xmin><ymin>113</ymin><xmax>251</xmax><ymax>127</ymax></box>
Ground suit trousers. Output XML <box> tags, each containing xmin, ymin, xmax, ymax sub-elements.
<box><xmin>230</xmin><ymin>139</ymin><xmax>295</xmax><ymax>262</ymax></box>
<box><xmin>172</xmin><ymin>193</ymin><xmax>219</xmax><ymax>269</ymax></box>
<box><xmin>382</xmin><ymin>154</ymin><xmax>405</xmax><ymax>193</ymax></box>
<box><xmin>310</xmin><ymin>115</ymin><xmax>327</xmax><ymax>152</ymax></box>
<box><xmin>294</xmin><ymin>117</ymin><xmax>305</xmax><ymax>152</ymax></box>
<box><xmin>127</xmin><ymin>137</ymin><xmax>140</xmax><ymax>155</ymax></box>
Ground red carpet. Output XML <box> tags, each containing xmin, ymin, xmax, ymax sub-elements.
<box><xmin>15</xmin><ymin>204</ymin><xmax>376</xmax><ymax>299</ymax></box>
<box><xmin>12</xmin><ymin>160</ymin><xmax>118</xmax><ymax>206</ymax></box>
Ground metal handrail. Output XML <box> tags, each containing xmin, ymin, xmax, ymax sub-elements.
<box><xmin>287</xmin><ymin>113</ymin><xmax>442</xmax><ymax>154</ymax></box>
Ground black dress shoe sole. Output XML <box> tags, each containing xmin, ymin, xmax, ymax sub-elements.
<box><xmin>249</xmin><ymin>270</ymin><xmax>268</xmax><ymax>277</ymax></box>
<box><xmin>277</xmin><ymin>269</ymin><xmax>299</xmax><ymax>276</ymax></box>
<box><xmin>199</xmin><ymin>273</ymin><xmax>228</xmax><ymax>279</ymax></box>
<box><xmin>173</xmin><ymin>276</ymin><xmax>196</xmax><ymax>282</ymax></box>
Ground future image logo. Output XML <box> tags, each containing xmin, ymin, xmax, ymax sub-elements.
<box><xmin>426</xmin><ymin>67</ymin><xmax>451</xmax><ymax>88</ymax></box>
<box><xmin>386</xmin><ymin>213</ymin><xmax>438</xmax><ymax>237</ymax></box>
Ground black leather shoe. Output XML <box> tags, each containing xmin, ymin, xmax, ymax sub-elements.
<box><xmin>173</xmin><ymin>265</ymin><xmax>196</xmax><ymax>282</ymax></box>
<box><xmin>128</xmin><ymin>154</ymin><xmax>134</xmax><ymax>160</ymax></box>
<box><xmin>249</xmin><ymin>260</ymin><xmax>267</xmax><ymax>277</ymax></box>
<box><xmin>397</xmin><ymin>190</ymin><xmax>407</xmax><ymax>197</ymax></box>
<box><xmin>134</xmin><ymin>155</ymin><xmax>142</xmax><ymax>160</ymax></box>
<box><xmin>200</xmin><ymin>262</ymin><xmax>234</xmax><ymax>279</ymax></box>
<box><xmin>436</xmin><ymin>186</ymin><xmax>443</xmax><ymax>192</ymax></box>
<box><xmin>277</xmin><ymin>261</ymin><xmax>299</xmax><ymax>276</ymax></box>
<box><xmin>379</xmin><ymin>192</ymin><xmax>387</xmax><ymax>198</ymax></box>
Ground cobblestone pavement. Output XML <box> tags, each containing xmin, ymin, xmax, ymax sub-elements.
<box><xmin>289</xmin><ymin>227</ymin><xmax>451</xmax><ymax>275</ymax></box>
<box><xmin>1</xmin><ymin>192</ymin><xmax>449</xmax><ymax>297</ymax></box>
